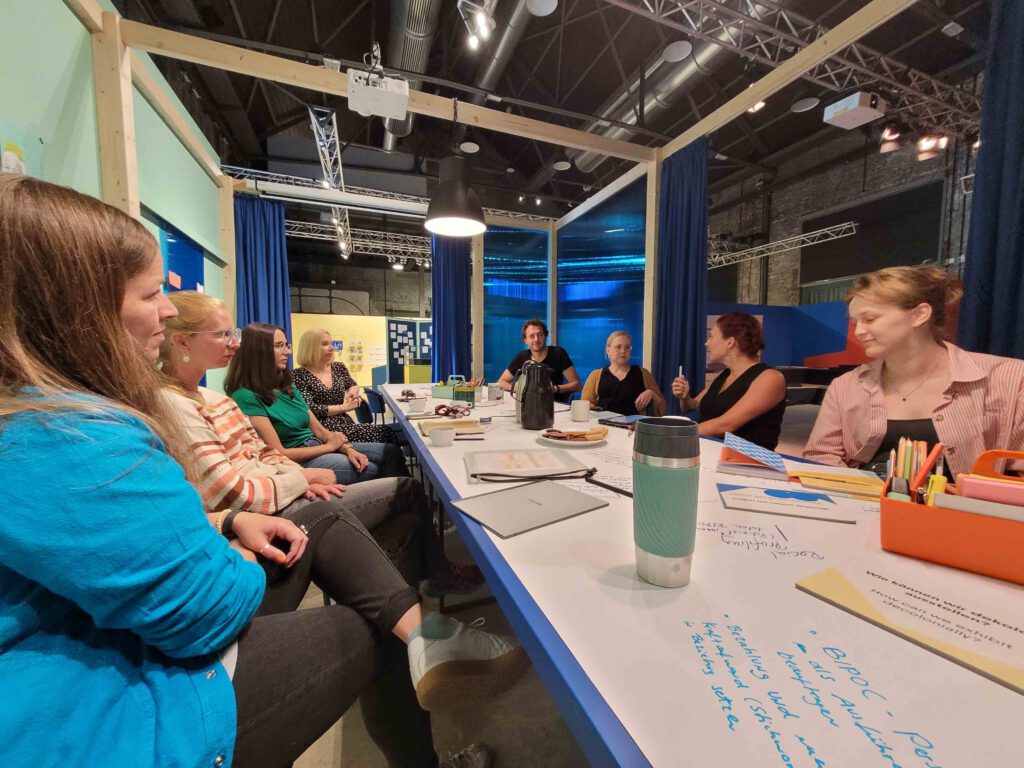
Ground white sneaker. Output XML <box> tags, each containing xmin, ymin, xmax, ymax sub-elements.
<box><xmin>407</xmin><ymin>613</ymin><xmax>530</xmax><ymax>711</ymax></box>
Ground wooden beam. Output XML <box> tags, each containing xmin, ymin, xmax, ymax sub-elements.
<box><xmin>130</xmin><ymin>51</ymin><xmax>223</xmax><ymax>182</ymax></box>
<box><xmin>483</xmin><ymin>214</ymin><xmax>551</xmax><ymax>231</ymax></box>
<box><xmin>120</xmin><ymin>20</ymin><xmax>656</xmax><ymax>164</ymax></box>
<box><xmin>92</xmin><ymin>13</ymin><xmax>140</xmax><ymax>218</ymax></box>
<box><xmin>217</xmin><ymin>177</ymin><xmax>237</xmax><ymax>321</ymax></box>
<box><xmin>63</xmin><ymin>0</ymin><xmax>103</xmax><ymax>33</ymax></box>
<box><xmin>642</xmin><ymin>159</ymin><xmax>660</xmax><ymax>369</ymax></box>
<box><xmin>547</xmin><ymin>220</ymin><xmax>558</xmax><ymax>345</ymax></box>
<box><xmin>471</xmin><ymin>233</ymin><xmax>484</xmax><ymax>380</ymax></box>
<box><xmin>658</xmin><ymin>0</ymin><xmax>918</xmax><ymax>162</ymax></box>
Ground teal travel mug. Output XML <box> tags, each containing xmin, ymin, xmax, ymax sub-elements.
<box><xmin>632</xmin><ymin>417</ymin><xmax>700</xmax><ymax>588</ymax></box>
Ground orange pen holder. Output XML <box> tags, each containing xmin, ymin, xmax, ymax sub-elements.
<box><xmin>879</xmin><ymin>450</ymin><xmax>1024</xmax><ymax>585</ymax></box>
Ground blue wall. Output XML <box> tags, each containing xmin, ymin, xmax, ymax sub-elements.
<box><xmin>707</xmin><ymin>301</ymin><xmax>851</xmax><ymax>367</ymax></box>
<box><xmin>557</xmin><ymin>179</ymin><xmax>647</xmax><ymax>381</ymax></box>
<box><xmin>483</xmin><ymin>227</ymin><xmax>549</xmax><ymax>382</ymax></box>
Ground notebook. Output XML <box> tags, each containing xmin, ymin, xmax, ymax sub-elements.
<box><xmin>717</xmin><ymin>433</ymin><xmax>789</xmax><ymax>480</ymax></box>
<box><xmin>452</xmin><ymin>481</ymin><xmax>608</xmax><ymax>538</ymax></box>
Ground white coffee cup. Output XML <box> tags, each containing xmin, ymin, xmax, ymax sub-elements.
<box><xmin>429</xmin><ymin>426</ymin><xmax>456</xmax><ymax>447</ymax></box>
<box><xmin>408</xmin><ymin>398</ymin><xmax>427</xmax><ymax>413</ymax></box>
<box><xmin>570</xmin><ymin>400</ymin><xmax>590</xmax><ymax>422</ymax></box>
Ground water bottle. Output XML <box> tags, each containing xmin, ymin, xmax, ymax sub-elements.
<box><xmin>516</xmin><ymin>361</ymin><xmax>555</xmax><ymax>430</ymax></box>
<box><xmin>632</xmin><ymin>417</ymin><xmax>700</xmax><ymax>588</ymax></box>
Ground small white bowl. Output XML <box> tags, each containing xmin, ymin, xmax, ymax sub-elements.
<box><xmin>429</xmin><ymin>426</ymin><xmax>456</xmax><ymax>447</ymax></box>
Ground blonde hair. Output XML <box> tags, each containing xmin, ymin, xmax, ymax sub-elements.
<box><xmin>0</xmin><ymin>173</ymin><xmax>189</xmax><ymax>471</ymax></box>
<box><xmin>605</xmin><ymin>330</ymin><xmax>632</xmax><ymax>349</ymax></box>
<box><xmin>296</xmin><ymin>328</ymin><xmax>332</xmax><ymax>368</ymax></box>
<box><xmin>846</xmin><ymin>266</ymin><xmax>963</xmax><ymax>336</ymax></box>
<box><xmin>157</xmin><ymin>291</ymin><xmax>226</xmax><ymax>381</ymax></box>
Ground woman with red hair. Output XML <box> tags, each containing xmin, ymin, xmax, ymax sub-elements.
<box><xmin>672</xmin><ymin>312</ymin><xmax>787</xmax><ymax>449</ymax></box>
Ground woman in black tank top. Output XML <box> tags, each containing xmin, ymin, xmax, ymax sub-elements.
<box><xmin>581</xmin><ymin>331</ymin><xmax>666</xmax><ymax>416</ymax></box>
<box><xmin>671</xmin><ymin>313</ymin><xmax>787</xmax><ymax>450</ymax></box>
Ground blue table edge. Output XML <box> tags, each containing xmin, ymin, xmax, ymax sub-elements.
<box><xmin>380</xmin><ymin>387</ymin><xmax>650</xmax><ymax>768</ymax></box>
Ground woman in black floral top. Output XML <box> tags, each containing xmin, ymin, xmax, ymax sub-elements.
<box><xmin>292</xmin><ymin>329</ymin><xmax>399</xmax><ymax>444</ymax></box>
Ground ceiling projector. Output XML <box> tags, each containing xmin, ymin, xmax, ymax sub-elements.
<box><xmin>823</xmin><ymin>92</ymin><xmax>888</xmax><ymax>130</ymax></box>
<box><xmin>347</xmin><ymin>69</ymin><xmax>409</xmax><ymax>121</ymax></box>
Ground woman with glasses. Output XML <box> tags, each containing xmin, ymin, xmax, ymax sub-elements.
<box><xmin>158</xmin><ymin>291</ymin><xmax>484</xmax><ymax>597</ymax></box>
<box><xmin>292</xmin><ymin>328</ymin><xmax>398</xmax><ymax>444</ymax></box>
<box><xmin>225</xmin><ymin>324</ymin><xmax>407</xmax><ymax>486</ymax></box>
<box><xmin>581</xmin><ymin>331</ymin><xmax>666</xmax><ymax>416</ymax></box>
<box><xmin>0</xmin><ymin>175</ymin><xmax>525</xmax><ymax>768</ymax></box>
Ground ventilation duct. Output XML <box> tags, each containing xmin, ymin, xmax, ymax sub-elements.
<box><xmin>383</xmin><ymin>0</ymin><xmax>444</xmax><ymax>150</ymax></box>
<box><xmin>568</xmin><ymin>2</ymin><xmax>790</xmax><ymax>176</ymax></box>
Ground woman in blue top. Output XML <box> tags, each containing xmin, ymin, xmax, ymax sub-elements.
<box><xmin>0</xmin><ymin>175</ymin><xmax>526</xmax><ymax>768</ymax></box>
<box><xmin>226</xmin><ymin>323</ymin><xmax>409</xmax><ymax>485</ymax></box>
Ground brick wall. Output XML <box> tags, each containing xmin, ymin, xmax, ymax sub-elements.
<box><xmin>290</xmin><ymin>261</ymin><xmax>430</xmax><ymax>317</ymax></box>
<box><xmin>710</xmin><ymin>129</ymin><xmax>975</xmax><ymax>305</ymax></box>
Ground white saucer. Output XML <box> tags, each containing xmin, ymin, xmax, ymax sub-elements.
<box><xmin>536</xmin><ymin>435</ymin><xmax>607</xmax><ymax>449</ymax></box>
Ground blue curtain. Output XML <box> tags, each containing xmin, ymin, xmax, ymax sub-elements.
<box><xmin>234</xmin><ymin>195</ymin><xmax>292</xmax><ymax>340</ymax></box>
<box><xmin>431</xmin><ymin>235</ymin><xmax>472</xmax><ymax>381</ymax></box>
<box><xmin>958</xmin><ymin>0</ymin><xmax>1024</xmax><ymax>358</ymax></box>
<box><xmin>652</xmin><ymin>137</ymin><xmax>709</xmax><ymax>415</ymax></box>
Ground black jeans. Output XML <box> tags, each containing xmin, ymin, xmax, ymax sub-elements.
<box><xmin>282</xmin><ymin>477</ymin><xmax>444</xmax><ymax>579</ymax></box>
<box><xmin>232</xmin><ymin>503</ymin><xmax>435</xmax><ymax>768</ymax></box>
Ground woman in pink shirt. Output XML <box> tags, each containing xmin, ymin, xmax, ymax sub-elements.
<box><xmin>804</xmin><ymin>266</ymin><xmax>1024</xmax><ymax>478</ymax></box>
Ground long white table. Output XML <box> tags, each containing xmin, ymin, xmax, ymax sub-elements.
<box><xmin>380</xmin><ymin>384</ymin><xmax>1024</xmax><ymax>768</ymax></box>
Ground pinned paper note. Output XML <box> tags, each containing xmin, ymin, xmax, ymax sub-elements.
<box><xmin>167</xmin><ymin>270</ymin><xmax>181</xmax><ymax>289</ymax></box>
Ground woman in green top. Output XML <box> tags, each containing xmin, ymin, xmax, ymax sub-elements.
<box><xmin>227</xmin><ymin>323</ymin><xmax>408</xmax><ymax>485</ymax></box>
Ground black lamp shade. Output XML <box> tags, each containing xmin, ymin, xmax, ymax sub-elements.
<box><xmin>425</xmin><ymin>155</ymin><xmax>486</xmax><ymax>237</ymax></box>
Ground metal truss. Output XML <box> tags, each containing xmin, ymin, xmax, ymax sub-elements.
<box><xmin>708</xmin><ymin>221</ymin><xmax>857</xmax><ymax>269</ymax></box>
<box><xmin>308</xmin><ymin>106</ymin><xmax>354</xmax><ymax>257</ymax></box>
<box><xmin>221</xmin><ymin>166</ymin><xmax>555</xmax><ymax>223</ymax></box>
<box><xmin>285</xmin><ymin>220</ymin><xmax>433</xmax><ymax>264</ymax></box>
<box><xmin>603</xmin><ymin>0</ymin><xmax>980</xmax><ymax>135</ymax></box>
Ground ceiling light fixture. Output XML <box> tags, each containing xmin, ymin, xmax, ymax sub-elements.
<box><xmin>535</xmin><ymin>197</ymin><xmax>542</xmax><ymax>206</ymax></box>
<box><xmin>518</xmin><ymin>195</ymin><xmax>525</xmax><ymax>203</ymax></box>
<box><xmin>458</xmin><ymin>1</ymin><xmax>495</xmax><ymax>47</ymax></box>
<box><xmin>747</xmin><ymin>100</ymin><xmax>766</xmax><ymax>114</ymax></box>
<box><xmin>424</xmin><ymin>155</ymin><xmax>486</xmax><ymax>237</ymax></box>
<box><xmin>526</xmin><ymin>0</ymin><xmax>557</xmax><ymax>16</ymax></box>
<box><xmin>459</xmin><ymin>141</ymin><xmax>480</xmax><ymax>154</ymax></box>
<box><xmin>661</xmin><ymin>40</ymin><xmax>693</xmax><ymax>63</ymax></box>
<box><xmin>319</xmin><ymin>179</ymin><xmax>331</xmax><ymax>189</ymax></box>
<box><xmin>916</xmin><ymin>135</ymin><xmax>948</xmax><ymax>161</ymax></box>
<box><xmin>552</xmin><ymin>160</ymin><xmax>571</xmax><ymax>171</ymax></box>
<box><xmin>790</xmin><ymin>95</ymin><xmax>820</xmax><ymax>113</ymax></box>
<box><xmin>393</xmin><ymin>260</ymin><xmax>405</xmax><ymax>271</ymax></box>
<box><xmin>506</xmin><ymin>167</ymin><xmax>515</xmax><ymax>174</ymax></box>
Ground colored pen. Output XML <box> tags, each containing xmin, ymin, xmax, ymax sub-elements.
<box><xmin>896</xmin><ymin>439</ymin><xmax>906</xmax><ymax>481</ymax></box>
<box><xmin>888</xmin><ymin>449</ymin><xmax>896</xmax><ymax>481</ymax></box>
<box><xmin>911</xmin><ymin>443</ymin><xmax>943</xmax><ymax>496</ymax></box>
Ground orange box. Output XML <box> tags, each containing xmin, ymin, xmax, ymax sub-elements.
<box><xmin>879</xmin><ymin>450</ymin><xmax>1024</xmax><ymax>586</ymax></box>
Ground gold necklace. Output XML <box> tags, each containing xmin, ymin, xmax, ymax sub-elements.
<box><xmin>886</xmin><ymin>356</ymin><xmax>943</xmax><ymax>402</ymax></box>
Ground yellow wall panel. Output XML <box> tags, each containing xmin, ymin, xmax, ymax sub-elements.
<box><xmin>290</xmin><ymin>313</ymin><xmax>388</xmax><ymax>388</ymax></box>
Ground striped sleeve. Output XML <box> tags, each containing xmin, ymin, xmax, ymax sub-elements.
<box><xmin>802</xmin><ymin>381</ymin><xmax>848</xmax><ymax>467</ymax></box>
<box><xmin>162</xmin><ymin>390</ymin><xmax>308</xmax><ymax>514</ymax></box>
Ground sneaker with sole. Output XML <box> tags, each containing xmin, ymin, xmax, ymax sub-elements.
<box><xmin>438</xmin><ymin>742</ymin><xmax>493</xmax><ymax>768</ymax></box>
<box><xmin>407</xmin><ymin>613</ymin><xmax>530</xmax><ymax>711</ymax></box>
<box><xmin>422</xmin><ymin>561</ymin><xmax>485</xmax><ymax>598</ymax></box>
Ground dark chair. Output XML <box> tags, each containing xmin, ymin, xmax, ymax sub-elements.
<box><xmin>363</xmin><ymin>387</ymin><xmax>417</xmax><ymax>470</ymax></box>
<box><xmin>362</xmin><ymin>387</ymin><xmax>388</xmax><ymax>426</ymax></box>
<box><xmin>352</xmin><ymin>400</ymin><xmax>374</xmax><ymax>425</ymax></box>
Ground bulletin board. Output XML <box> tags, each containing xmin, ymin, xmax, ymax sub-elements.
<box><xmin>388</xmin><ymin>319</ymin><xmax>417</xmax><ymax>383</ymax></box>
<box><xmin>290</xmin><ymin>313</ymin><xmax>389</xmax><ymax>388</ymax></box>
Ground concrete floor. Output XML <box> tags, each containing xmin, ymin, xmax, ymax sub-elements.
<box><xmin>295</xmin><ymin>404</ymin><xmax>823</xmax><ymax>767</ymax></box>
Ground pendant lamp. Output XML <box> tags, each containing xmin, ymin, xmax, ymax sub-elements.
<box><xmin>424</xmin><ymin>155</ymin><xmax>486</xmax><ymax>237</ymax></box>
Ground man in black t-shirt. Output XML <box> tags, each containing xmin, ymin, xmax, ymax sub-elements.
<box><xmin>497</xmin><ymin>318</ymin><xmax>582</xmax><ymax>404</ymax></box>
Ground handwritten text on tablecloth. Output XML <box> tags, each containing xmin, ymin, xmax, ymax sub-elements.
<box><xmin>684</xmin><ymin>616</ymin><xmax>944</xmax><ymax>767</ymax></box>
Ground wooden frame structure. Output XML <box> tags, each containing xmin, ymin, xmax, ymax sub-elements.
<box><xmin>66</xmin><ymin>0</ymin><xmax>917</xmax><ymax>352</ymax></box>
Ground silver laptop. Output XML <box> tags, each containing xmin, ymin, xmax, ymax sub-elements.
<box><xmin>452</xmin><ymin>480</ymin><xmax>609</xmax><ymax>539</ymax></box>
